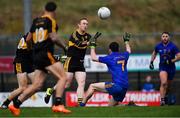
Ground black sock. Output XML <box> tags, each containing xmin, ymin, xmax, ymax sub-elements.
<box><xmin>55</xmin><ymin>97</ymin><xmax>63</xmax><ymax>106</ymax></box>
<box><xmin>14</xmin><ymin>99</ymin><xmax>22</xmax><ymax>108</ymax></box>
<box><xmin>161</xmin><ymin>98</ymin><xmax>165</xmax><ymax>102</ymax></box>
<box><xmin>2</xmin><ymin>99</ymin><xmax>11</xmax><ymax>106</ymax></box>
<box><xmin>12</xmin><ymin>95</ymin><xmax>19</xmax><ymax>105</ymax></box>
<box><xmin>164</xmin><ymin>95</ymin><xmax>168</xmax><ymax>104</ymax></box>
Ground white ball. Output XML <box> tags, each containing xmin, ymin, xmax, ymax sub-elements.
<box><xmin>98</xmin><ymin>7</ymin><xmax>111</xmax><ymax>20</ymax></box>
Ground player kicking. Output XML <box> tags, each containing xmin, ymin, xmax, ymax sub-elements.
<box><xmin>80</xmin><ymin>32</ymin><xmax>131</xmax><ymax>106</ymax></box>
<box><xmin>1</xmin><ymin>33</ymin><xmax>34</xmax><ymax>109</ymax></box>
<box><xmin>149</xmin><ymin>32</ymin><xmax>180</xmax><ymax>106</ymax></box>
<box><xmin>8</xmin><ymin>2</ymin><xmax>71</xmax><ymax>116</ymax></box>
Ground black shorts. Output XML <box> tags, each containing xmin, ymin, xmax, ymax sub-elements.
<box><xmin>33</xmin><ymin>51</ymin><xmax>57</xmax><ymax>72</ymax></box>
<box><xmin>64</xmin><ymin>57</ymin><xmax>85</xmax><ymax>73</ymax></box>
<box><xmin>13</xmin><ymin>57</ymin><xmax>34</xmax><ymax>74</ymax></box>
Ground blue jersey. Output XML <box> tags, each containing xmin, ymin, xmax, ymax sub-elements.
<box><xmin>99</xmin><ymin>51</ymin><xmax>129</xmax><ymax>89</ymax></box>
<box><xmin>142</xmin><ymin>83</ymin><xmax>154</xmax><ymax>92</ymax></box>
<box><xmin>155</xmin><ymin>41</ymin><xmax>179</xmax><ymax>70</ymax></box>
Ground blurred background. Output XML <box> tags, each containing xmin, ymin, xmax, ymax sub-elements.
<box><xmin>0</xmin><ymin>0</ymin><xmax>180</xmax><ymax>106</ymax></box>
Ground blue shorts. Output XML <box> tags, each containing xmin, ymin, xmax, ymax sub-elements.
<box><xmin>105</xmin><ymin>82</ymin><xmax>127</xmax><ymax>102</ymax></box>
<box><xmin>159</xmin><ymin>66</ymin><xmax>175</xmax><ymax>80</ymax></box>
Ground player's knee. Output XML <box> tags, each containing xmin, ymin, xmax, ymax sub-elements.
<box><xmin>78</xmin><ymin>81</ymin><xmax>85</xmax><ymax>88</ymax></box>
<box><xmin>33</xmin><ymin>83</ymin><xmax>43</xmax><ymax>91</ymax></box>
<box><xmin>18</xmin><ymin>87</ymin><xmax>26</xmax><ymax>92</ymax></box>
<box><xmin>161</xmin><ymin>83</ymin><xmax>168</xmax><ymax>88</ymax></box>
<box><xmin>89</xmin><ymin>84</ymin><xmax>96</xmax><ymax>90</ymax></box>
<box><xmin>36</xmin><ymin>84</ymin><xmax>43</xmax><ymax>91</ymax></box>
<box><xmin>34</xmin><ymin>86</ymin><xmax>41</xmax><ymax>92</ymax></box>
<box><xmin>21</xmin><ymin>86</ymin><xmax>27</xmax><ymax>91</ymax></box>
<box><xmin>77</xmin><ymin>78</ymin><xmax>85</xmax><ymax>86</ymax></box>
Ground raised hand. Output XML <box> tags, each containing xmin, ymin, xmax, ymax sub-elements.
<box><xmin>89</xmin><ymin>32</ymin><xmax>102</xmax><ymax>48</ymax></box>
<box><xmin>123</xmin><ymin>32</ymin><xmax>131</xmax><ymax>42</ymax></box>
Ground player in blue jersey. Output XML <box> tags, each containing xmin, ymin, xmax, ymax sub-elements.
<box><xmin>80</xmin><ymin>32</ymin><xmax>131</xmax><ymax>106</ymax></box>
<box><xmin>149</xmin><ymin>32</ymin><xmax>180</xmax><ymax>106</ymax></box>
<box><xmin>142</xmin><ymin>75</ymin><xmax>155</xmax><ymax>92</ymax></box>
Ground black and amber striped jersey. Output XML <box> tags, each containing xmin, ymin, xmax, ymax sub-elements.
<box><xmin>30</xmin><ymin>15</ymin><xmax>58</xmax><ymax>53</ymax></box>
<box><xmin>67</xmin><ymin>30</ymin><xmax>91</xmax><ymax>59</ymax></box>
<box><xmin>15</xmin><ymin>34</ymin><xmax>32</xmax><ymax>60</ymax></box>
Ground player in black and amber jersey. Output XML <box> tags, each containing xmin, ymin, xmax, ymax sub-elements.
<box><xmin>14</xmin><ymin>33</ymin><xmax>33</xmax><ymax>74</ymax></box>
<box><xmin>67</xmin><ymin>23</ymin><xmax>91</xmax><ymax>60</ymax></box>
<box><xmin>64</xmin><ymin>18</ymin><xmax>91</xmax><ymax>105</ymax></box>
<box><xmin>9</xmin><ymin>2</ymin><xmax>71</xmax><ymax>116</ymax></box>
<box><xmin>1</xmin><ymin>33</ymin><xmax>34</xmax><ymax>109</ymax></box>
<box><xmin>44</xmin><ymin>18</ymin><xmax>92</xmax><ymax>105</ymax></box>
<box><xmin>65</xmin><ymin>18</ymin><xmax>91</xmax><ymax>72</ymax></box>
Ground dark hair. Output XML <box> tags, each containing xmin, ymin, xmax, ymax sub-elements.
<box><xmin>78</xmin><ymin>17</ymin><xmax>88</xmax><ymax>24</ymax></box>
<box><xmin>162</xmin><ymin>32</ymin><xmax>170</xmax><ymax>36</ymax></box>
<box><xmin>162</xmin><ymin>32</ymin><xmax>173</xmax><ymax>38</ymax></box>
<box><xmin>109</xmin><ymin>42</ymin><xmax>119</xmax><ymax>52</ymax></box>
<box><xmin>45</xmin><ymin>2</ymin><xmax>57</xmax><ymax>12</ymax></box>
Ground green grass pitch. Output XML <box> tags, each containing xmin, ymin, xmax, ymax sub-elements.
<box><xmin>0</xmin><ymin>106</ymin><xmax>180</xmax><ymax>117</ymax></box>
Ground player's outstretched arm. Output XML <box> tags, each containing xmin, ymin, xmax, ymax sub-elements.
<box><xmin>89</xmin><ymin>32</ymin><xmax>101</xmax><ymax>62</ymax></box>
<box><xmin>123</xmin><ymin>32</ymin><xmax>131</xmax><ymax>53</ymax></box>
<box><xmin>125</xmin><ymin>42</ymin><xmax>131</xmax><ymax>54</ymax></box>
<box><xmin>89</xmin><ymin>32</ymin><xmax>102</xmax><ymax>47</ymax></box>
<box><xmin>49</xmin><ymin>32</ymin><xmax>68</xmax><ymax>54</ymax></box>
<box><xmin>90</xmin><ymin>48</ymin><xmax>99</xmax><ymax>62</ymax></box>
